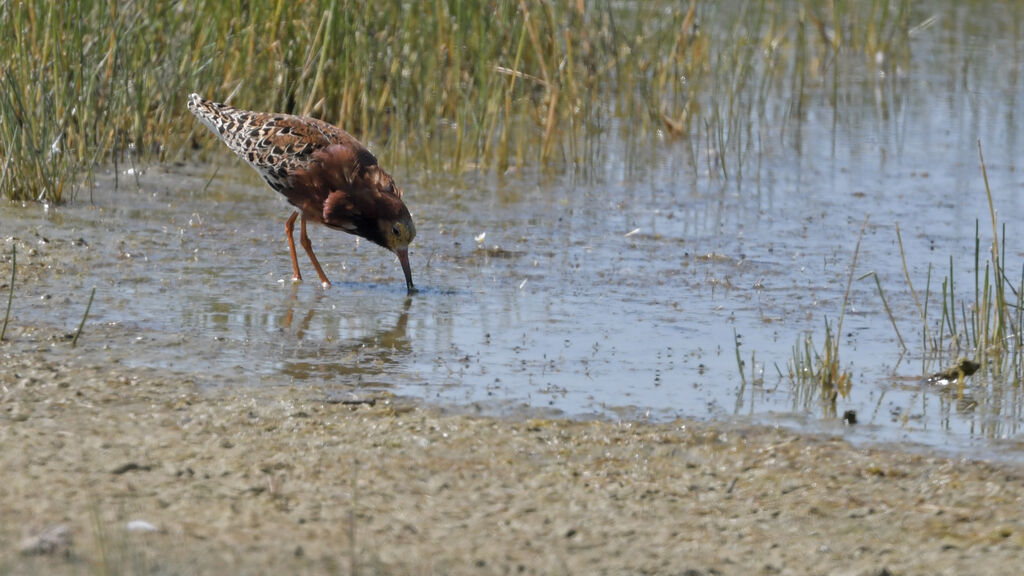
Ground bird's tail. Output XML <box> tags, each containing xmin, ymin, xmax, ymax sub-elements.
<box><xmin>187</xmin><ymin>93</ymin><xmax>264</xmax><ymax>163</ymax></box>
<box><xmin>187</xmin><ymin>93</ymin><xmax>234</xmax><ymax>139</ymax></box>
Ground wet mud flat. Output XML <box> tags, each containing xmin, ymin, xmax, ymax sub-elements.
<box><xmin>3</xmin><ymin>332</ymin><xmax>1024</xmax><ymax>575</ymax></box>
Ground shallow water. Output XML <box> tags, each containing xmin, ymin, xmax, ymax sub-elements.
<box><xmin>4</xmin><ymin>2</ymin><xmax>1024</xmax><ymax>460</ymax></box>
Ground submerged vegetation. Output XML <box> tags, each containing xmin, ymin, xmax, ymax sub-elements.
<box><xmin>0</xmin><ymin>0</ymin><xmax>911</xmax><ymax>203</ymax></box>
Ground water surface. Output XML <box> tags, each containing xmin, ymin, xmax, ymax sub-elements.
<box><xmin>4</xmin><ymin>2</ymin><xmax>1024</xmax><ymax>460</ymax></box>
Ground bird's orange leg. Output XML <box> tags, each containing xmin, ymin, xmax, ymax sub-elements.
<box><xmin>285</xmin><ymin>212</ymin><xmax>303</xmax><ymax>282</ymax></box>
<box><xmin>299</xmin><ymin>214</ymin><xmax>332</xmax><ymax>287</ymax></box>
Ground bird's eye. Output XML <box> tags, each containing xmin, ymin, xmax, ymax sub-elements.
<box><xmin>392</xmin><ymin>224</ymin><xmax>401</xmax><ymax>237</ymax></box>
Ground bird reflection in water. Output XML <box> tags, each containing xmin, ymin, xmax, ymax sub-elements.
<box><xmin>277</xmin><ymin>290</ymin><xmax>413</xmax><ymax>385</ymax></box>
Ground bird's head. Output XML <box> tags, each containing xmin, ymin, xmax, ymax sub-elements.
<box><xmin>382</xmin><ymin>212</ymin><xmax>416</xmax><ymax>252</ymax></box>
<box><xmin>380</xmin><ymin>210</ymin><xmax>417</xmax><ymax>293</ymax></box>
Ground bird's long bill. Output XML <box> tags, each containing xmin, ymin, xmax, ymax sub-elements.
<box><xmin>397</xmin><ymin>248</ymin><xmax>417</xmax><ymax>294</ymax></box>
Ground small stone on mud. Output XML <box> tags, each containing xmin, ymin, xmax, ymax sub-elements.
<box><xmin>126</xmin><ymin>520</ymin><xmax>159</xmax><ymax>532</ymax></box>
<box><xmin>111</xmin><ymin>462</ymin><xmax>151</xmax><ymax>475</ymax></box>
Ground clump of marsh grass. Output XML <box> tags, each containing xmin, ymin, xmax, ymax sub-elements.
<box><xmin>782</xmin><ymin>218</ymin><xmax>867</xmax><ymax>417</ymax></box>
<box><xmin>788</xmin><ymin>317</ymin><xmax>851</xmax><ymax>417</ymax></box>
<box><xmin>1</xmin><ymin>0</ymin><xmax>912</xmax><ymax>203</ymax></box>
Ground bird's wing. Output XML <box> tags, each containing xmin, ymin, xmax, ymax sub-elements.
<box><xmin>289</xmin><ymin>142</ymin><xmax>382</xmax><ymax>193</ymax></box>
<box><xmin>294</xmin><ymin>144</ymin><xmax>407</xmax><ymax>232</ymax></box>
<box><xmin>286</xmin><ymin>138</ymin><xmax>408</xmax><ymax>249</ymax></box>
<box><xmin>246</xmin><ymin>115</ymin><xmax>373</xmax><ymax>174</ymax></box>
<box><xmin>263</xmin><ymin>114</ymin><xmax>348</xmax><ymax>150</ymax></box>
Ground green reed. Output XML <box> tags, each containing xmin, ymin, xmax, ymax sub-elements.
<box><xmin>0</xmin><ymin>0</ymin><xmax>910</xmax><ymax>203</ymax></box>
<box><xmin>71</xmin><ymin>286</ymin><xmax>96</xmax><ymax>348</ymax></box>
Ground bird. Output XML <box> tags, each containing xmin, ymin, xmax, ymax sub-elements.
<box><xmin>186</xmin><ymin>93</ymin><xmax>417</xmax><ymax>294</ymax></box>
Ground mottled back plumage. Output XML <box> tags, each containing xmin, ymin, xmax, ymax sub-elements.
<box><xmin>187</xmin><ymin>93</ymin><xmax>417</xmax><ymax>292</ymax></box>
<box><xmin>187</xmin><ymin>94</ymin><xmax>378</xmax><ymax>195</ymax></box>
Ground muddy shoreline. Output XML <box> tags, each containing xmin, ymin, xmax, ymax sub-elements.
<box><xmin>3</xmin><ymin>189</ymin><xmax>1024</xmax><ymax>574</ymax></box>
<box><xmin>2</xmin><ymin>324</ymin><xmax>1024</xmax><ymax>575</ymax></box>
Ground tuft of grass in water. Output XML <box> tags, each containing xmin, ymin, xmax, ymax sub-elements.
<box><xmin>734</xmin><ymin>328</ymin><xmax>764</xmax><ymax>389</ymax></box>
<box><xmin>788</xmin><ymin>317</ymin><xmax>851</xmax><ymax>417</ymax></box>
<box><xmin>784</xmin><ymin>216</ymin><xmax>867</xmax><ymax>417</ymax></box>
<box><xmin>0</xmin><ymin>0</ymin><xmax>911</xmax><ymax>203</ymax></box>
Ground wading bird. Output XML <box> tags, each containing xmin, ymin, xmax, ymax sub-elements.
<box><xmin>187</xmin><ymin>94</ymin><xmax>417</xmax><ymax>293</ymax></box>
